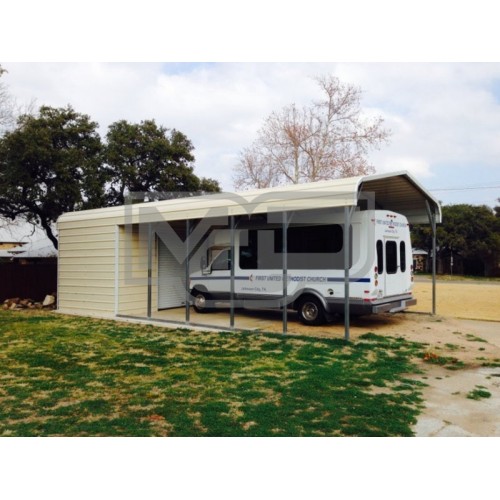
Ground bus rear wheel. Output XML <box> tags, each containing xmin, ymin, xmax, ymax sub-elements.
<box><xmin>297</xmin><ymin>296</ymin><xmax>326</xmax><ymax>326</ymax></box>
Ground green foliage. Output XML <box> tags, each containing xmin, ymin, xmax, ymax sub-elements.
<box><xmin>1</xmin><ymin>63</ymin><xmax>223</xmax><ymax>247</ymax></box>
<box><xmin>0</xmin><ymin>311</ymin><xmax>427</xmax><ymax>437</ymax></box>
<box><xmin>412</xmin><ymin>203</ymin><xmax>500</xmax><ymax>276</ymax></box>
<box><xmin>439</xmin><ymin>205</ymin><xmax>500</xmax><ymax>258</ymax></box>
<box><xmin>421</xmin><ymin>350</ymin><xmax>467</xmax><ymax>370</ymax></box>
<box><xmin>0</xmin><ymin>105</ymin><xmax>221</xmax><ymax>248</ymax></box>
<box><xmin>0</xmin><ymin>105</ymin><xmax>105</xmax><ymax>248</ymax></box>
<box><xmin>465</xmin><ymin>333</ymin><xmax>488</xmax><ymax>343</ymax></box>
<box><xmin>466</xmin><ymin>386</ymin><xmax>491</xmax><ymax>400</ymax></box>
<box><xmin>105</xmin><ymin>119</ymin><xmax>219</xmax><ymax>205</ymax></box>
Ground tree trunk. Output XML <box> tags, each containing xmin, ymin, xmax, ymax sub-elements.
<box><xmin>39</xmin><ymin>217</ymin><xmax>59</xmax><ymax>250</ymax></box>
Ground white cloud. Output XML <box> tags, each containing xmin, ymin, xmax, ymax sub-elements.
<box><xmin>377</xmin><ymin>157</ymin><xmax>433</xmax><ymax>178</ymax></box>
<box><xmin>3</xmin><ymin>62</ymin><xmax>500</xmax><ymax>205</ymax></box>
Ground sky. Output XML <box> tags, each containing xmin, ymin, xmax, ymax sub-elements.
<box><xmin>2</xmin><ymin>2</ymin><xmax>500</xmax><ymax>210</ymax></box>
<box><xmin>2</xmin><ymin>61</ymin><xmax>500</xmax><ymax>209</ymax></box>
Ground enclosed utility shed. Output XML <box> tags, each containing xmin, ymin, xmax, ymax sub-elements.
<box><xmin>57</xmin><ymin>171</ymin><xmax>441</xmax><ymax>337</ymax></box>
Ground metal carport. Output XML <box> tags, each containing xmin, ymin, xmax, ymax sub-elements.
<box><xmin>57</xmin><ymin>170</ymin><xmax>441</xmax><ymax>340</ymax></box>
<box><xmin>139</xmin><ymin>170</ymin><xmax>441</xmax><ymax>340</ymax></box>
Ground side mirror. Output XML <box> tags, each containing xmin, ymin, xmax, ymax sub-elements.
<box><xmin>201</xmin><ymin>256</ymin><xmax>210</xmax><ymax>275</ymax></box>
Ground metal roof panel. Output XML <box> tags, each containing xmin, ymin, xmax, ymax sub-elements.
<box><xmin>57</xmin><ymin>171</ymin><xmax>440</xmax><ymax>227</ymax></box>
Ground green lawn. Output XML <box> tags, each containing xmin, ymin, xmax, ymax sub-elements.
<box><xmin>0</xmin><ymin>310</ymin><xmax>427</xmax><ymax>436</ymax></box>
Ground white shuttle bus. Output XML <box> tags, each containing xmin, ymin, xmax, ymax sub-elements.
<box><xmin>189</xmin><ymin>208</ymin><xmax>416</xmax><ymax>325</ymax></box>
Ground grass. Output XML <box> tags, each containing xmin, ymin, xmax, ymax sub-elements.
<box><xmin>481</xmin><ymin>359</ymin><xmax>500</xmax><ymax>368</ymax></box>
<box><xmin>465</xmin><ymin>333</ymin><xmax>488</xmax><ymax>343</ymax></box>
<box><xmin>421</xmin><ymin>351</ymin><xmax>467</xmax><ymax>370</ymax></box>
<box><xmin>466</xmin><ymin>386</ymin><xmax>492</xmax><ymax>400</ymax></box>
<box><xmin>0</xmin><ymin>311</ymin><xmax>429</xmax><ymax>437</ymax></box>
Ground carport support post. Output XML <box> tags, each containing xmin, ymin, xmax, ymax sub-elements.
<box><xmin>185</xmin><ymin>219</ymin><xmax>191</xmax><ymax>324</ymax></box>
<box><xmin>344</xmin><ymin>206</ymin><xmax>354</xmax><ymax>342</ymax></box>
<box><xmin>147</xmin><ymin>223</ymin><xmax>153</xmax><ymax>319</ymax></box>
<box><xmin>230</xmin><ymin>215</ymin><xmax>235</xmax><ymax>329</ymax></box>
<box><xmin>426</xmin><ymin>201</ymin><xmax>437</xmax><ymax>316</ymax></box>
<box><xmin>431</xmin><ymin>213</ymin><xmax>437</xmax><ymax>315</ymax></box>
<box><xmin>282</xmin><ymin>211</ymin><xmax>289</xmax><ymax>335</ymax></box>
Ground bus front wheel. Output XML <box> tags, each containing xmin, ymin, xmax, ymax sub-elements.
<box><xmin>297</xmin><ymin>296</ymin><xmax>326</xmax><ymax>326</ymax></box>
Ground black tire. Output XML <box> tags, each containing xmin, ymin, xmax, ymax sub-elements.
<box><xmin>192</xmin><ymin>290</ymin><xmax>211</xmax><ymax>313</ymax></box>
<box><xmin>297</xmin><ymin>296</ymin><xmax>326</xmax><ymax>326</ymax></box>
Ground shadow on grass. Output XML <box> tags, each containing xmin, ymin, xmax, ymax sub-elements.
<box><xmin>0</xmin><ymin>311</ymin><xmax>427</xmax><ymax>437</ymax></box>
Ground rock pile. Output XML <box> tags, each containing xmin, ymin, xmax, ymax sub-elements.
<box><xmin>2</xmin><ymin>294</ymin><xmax>57</xmax><ymax>310</ymax></box>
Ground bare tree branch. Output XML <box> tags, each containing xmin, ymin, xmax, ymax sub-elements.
<box><xmin>0</xmin><ymin>65</ymin><xmax>36</xmax><ymax>135</ymax></box>
<box><xmin>233</xmin><ymin>75</ymin><xmax>391</xmax><ymax>190</ymax></box>
<box><xmin>0</xmin><ymin>66</ymin><xmax>16</xmax><ymax>133</ymax></box>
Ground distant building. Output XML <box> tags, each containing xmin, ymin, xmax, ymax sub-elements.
<box><xmin>0</xmin><ymin>220</ymin><xmax>58</xmax><ymax>301</ymax></box>
<box><xmin>0</xmin><ymin>220</ymin><xmax>57</xmax><ymax>261</ymax></box>
<box><xmin>412</xmin><ymin>248</ymin><xmax>428</xmax><ymax>273</ymax></box>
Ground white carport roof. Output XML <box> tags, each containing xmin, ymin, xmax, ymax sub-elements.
<box><xmin>58</xmin><ymin>171</ymin><xmax>441</xmax><ymax>226</ymax></box>
<box><xmin>357</xmin><ymin>171</ymin><xmax>442</xmax><ymax>224</ymax></box>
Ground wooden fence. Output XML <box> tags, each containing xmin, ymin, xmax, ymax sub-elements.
<box><xmin>0</xmin><ymin>260</ymin><xmax>57</xmax><ymax>302</ymax></box>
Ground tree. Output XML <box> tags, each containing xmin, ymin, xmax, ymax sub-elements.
<box><xmin>0</xmin><ymin>65</ymin><xmax>35</xmax><ymax>135</ymax></box>
<box><xmin>0</xmin><ymin>105</ymin><xmax>106</xmax><ymax>249</ymax></box>
<box><xmin>0</xmin><ymin>65</ymin><xmax>16</xmax><ymax>133</ymax></box>
<box><xmin>233</xmin><ymin>75</ymin><xmax>390</xmax><ymax>190</ymax></box>
<box><xmin>105</xmin><ymin>119</ymin><xmax>220</xmax><ymax>205</ymax></box>
<box><xmin>1</xmin><ymin>102</ymin><xmax>221</xmax><ymax>249</ymax></box>
<box><xmin>412</xmin><ymin>204</ymin><xmax>500</xmax><ymax>276</ymax></box>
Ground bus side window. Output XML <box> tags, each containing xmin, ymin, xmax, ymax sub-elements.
<box><xmin>400</xmin><ymin>241</ymin><xmax>406</xmax><ymax>272</ymax></box>
<box><xmin>239</xmin><ymin>230</ymin><xmax>258</xmax><ymax>269</ymax></box>
<box><xmin>376</xmin><ymin>240</ymin><xmax>384</xmax><ymax>274</ymax></box>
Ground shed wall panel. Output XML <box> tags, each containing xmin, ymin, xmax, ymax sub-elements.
<box><xmin>60</xmin><ymin>240</ymin><xmax>115</xmax><ymax>250</ymax></box>
<box><xmin>57</xmin><ymin>226</ymin><xmax>119</xmax><ymax>237</ymax></box>
<box><xmin>59</xmin><ymin>271</ymin><xmax>115</xmax><ymax>281</ymax></box>
<box><xmin>115</xmin><ymin>225</ymin><xmax>156</xmax><ymax>318</ymax></box>
<box><xmin>57</xmin><ymin>222</ymin><xmax>116</xmax><ymax>315</ymax></box>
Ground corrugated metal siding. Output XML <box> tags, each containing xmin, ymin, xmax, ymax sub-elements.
<box><xmin>57</xmin><ymin>227</ymin><xmax>115</xmax><ymax>316</ymax></box>
<box><xmin>116</xmin><ymin>225</ymin><xmax>149</xmax><ymax>317</ymax></box>
<box><xmin>58</xmin><ymin>222</ymin><xmax>157</xmax><ymax>319</ymax></box>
